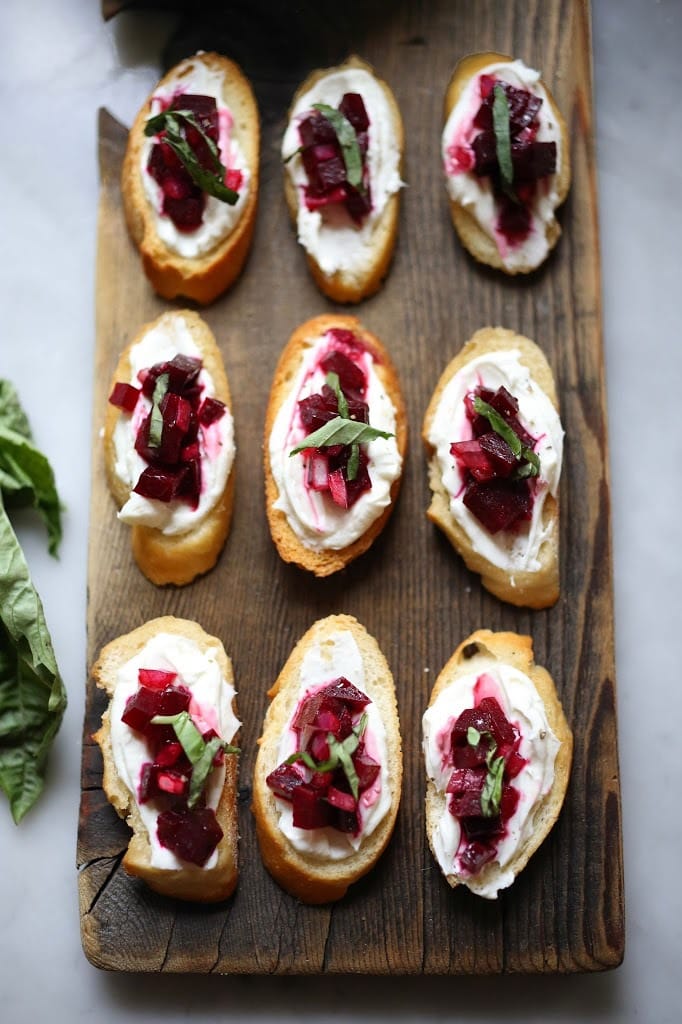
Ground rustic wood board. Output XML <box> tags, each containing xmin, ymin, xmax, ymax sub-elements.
<box><xmin>78</xmin><ymin>0</ymin><xmax>624</xmax><ymax>974</ymax></box>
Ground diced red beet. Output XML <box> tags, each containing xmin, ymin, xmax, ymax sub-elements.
<box><xmin>121</xmin><ymin>683</ymin><xmax>191</xmax><ymax>736</ymax></box>
<box><xmin>332</xmin><ymin>807</ymin><xmax>360</xmax><ymax>834</ymax></box>
<box><xmin>497</xmin><ymin>195</ymin><xmax>533</xmax><ymax>246</ymax></box>
<box><xmin>447</xmin><ymin>766</ymin><xmax>486</xmax><ymax>795</ymax></box>
<box><xmin>354</xmin><ymin>752</ymin><xmax>380</xmax><ymax>792</ymax></box>
<box><xmin>328</xmin><ymin>468</ymin><xmax>350</xmax><ymax>508</ymax></box>
<box><xmin>298</xmin><ymin>110</ymin><xmax>337</xmax><ymax>148</ymax></box>
<box><xmin>459</xmin><ymin>840</ymin><xmax>497</xmax><ymax>875</ymax></box>
<box><xmin>225</xmin><ymin>168</ymin><xmax>243</xmax><ymax>192</ymax></box>
<box><xmin>160</xmin><ymin>170</ymin><xmax>194</xmax><ymax>201</ymax></box>
<box><xmin>156</xmin><ymin>806</ymin><xmax>223</xmax><ymax>866</ymax></box>
<box><xmin>138</xmin><ymin>668</ymin><xmax>177</xmax><ymax>691</ymax></box>
<box><xmin>338</xmin><ymin>92</ymin><xmax>369</xmax><ymax>132</ymax></box>
<box><xmin>306</xmin><ymin>450</ymin><xmax>330</xmax><ymax>491</ymax></box>
<box><xmin>163</xmin><ymin>194</ymin><xmax>205</xmax><ymax>232</ymax></box>
<box><xmin>505</xmin><ymin>748</ymin><xmax>527</xmax><ymax>779</ymax></box>
<box><xmin>198</xmin><ymin>396</ymin><xmax>226</xmax><ymax>427</ymax></box>
<box><xmin>461</xmin><ymin>814</ymin><xmax>505</xmax><ymax>841</ymax></box>
<box><xmin>478</xmin><ymin>431</ymin><xmax>517</xmax><ymax>477</ymax></box>
<box><xmin>325</xmin><ymin>787</ymin><xmax>357</xmax><ymax>813</ymax></box>
<box><xmin>292</xmin><ymin>784</ymin><xmax>333</xmax><ymax>830</ymax></box>
<box><xmin>452</xmin><ymin>697</ymin><xmax>517</xmax><ymax>748</ymax></box>
<box><xmin>451</xmin><ymin>439</ymin><xmax>497</xmax><ymax>482</ymax></box>
<box><xmin>156</xmin><ymin>769</ymin><xmax>189</xmax><ymax>797</ymax></box>
<box><xmin>310</xmin><ymin>732</ymin><xmax>331</xmax><ymax>762</ymax></box>
<box><xmin>310</xmin><ymin>770</ymin><xmax>335</xmax><ymax>790</ymax></box>
<box><xmin>154</xmin><ymin>741</ymin><xmax>184</xmax><ymax>768</ymax></box>
<box><xmin>320</xmin><ymin>349</ymin><xmax>367</xmax><ymax>397</ymax></box>
<box><xmin>109</xmin><ymin>381</ymin><xmax>140</xmax><ymax>413</ymax></box>
<box><xmin>170</xmin><ymin>94</ymin><xmax>219</xmax><ymax>140</ymax></box>
<box><xmin>266</xmin><ymin>763</ymin><xmax>305</xmax><ymax>800</ymax></box>
<box><xmin>133</xmin><ymin>465</ymin><xmax>186</xmax><ymax>503</ymax></box>
<box><xmin>500</xmin><ymin>782</ymin><xmax>521</xmax><ymax>820</ymax></box>
<box><xmin>463</xmin><ymin>478</ymin><xmax>532</xmax><ymax>533</ymax></box>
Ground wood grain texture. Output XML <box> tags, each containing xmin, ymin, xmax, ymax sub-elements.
<box><xmin>79</xmin><ymin>0</ymin><xmax>624</xmax><ymax>973</ymax></box>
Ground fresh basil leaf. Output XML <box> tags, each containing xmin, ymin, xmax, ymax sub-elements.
<box><xmin>285</xmin><ymin>748</ymin><xmax>334</xmax><ymax>773</ymax></box>
<box><xmin>290</xmin><ymin>415</ymin><xmax>392</xmax><ymax>455</ymax></box>
<box><xmin>0</xmin><ymin>495</ymin><xmax>66</xmax><ymax>822</ymax></box>
<box><xmin>346</xmin><ymin>443</ymin><xmax>360</xmax><ymax>482</ymax></box>
<box><xmin>146</xmin><ymin>110</ymin><xmax>239</xmax><ymax>206</ymax></box>
<box><xmin>312</xmin><ymin>103</ymin><xmax>364</xmax><ymax>190</ymax></box>
<box><xmin>481</xmin><ymin>752</ymin><xmax>505</xmax><ymax>817</ymax></box>
<box><xmin>472</xmin><ymin>396</ymin><xmax>540</xmax><ymax>478</ymax></box>
<box><xmin>187</xmin><ymin>736</ymin><xmax>223</xmax><ymax>810</ymax></box>
<box><xmin>492</xmin><ymin>83</ymin><xmax>515</xmax><ymax>196</ymax></box>
<box><xmin>0</xmin><ymin>428</ymin><xmax>63</xmax><ymax>556</ymax></box>
<box><xmin>0</xmin><ymin>381</ymin><xmax>32</xmax><ymax>439</ymax></box>
<box><xmin>467</xmin><ymin>726</ymin><xmax>481</xmax><ymax>746</ymax></box>
<box><xmin>325</xmin><ymin>372</ymin><xmax>349</xmax><ymax>419</ymax></box>
<box><xmin>147</xmin><ymin>372</ymin><xmax>169</xmax><ymax>449</ymax></box>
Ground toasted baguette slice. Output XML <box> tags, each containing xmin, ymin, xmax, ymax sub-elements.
<box><xmin>264</xmin><ymin>314</ymin><xmax>407</xmax><ymax>576</ymax></box>
<box><xmin>443</xmin><ymin>52</ymin><xmax>571</xmax><ymax>274</ymax></box>
<box><xmin>92</xmin><ymin>616</ymin><xmax>240</xmax><ymax>903</ymax></box>
<box><xmin>423</xmin><ymin>629</ymin><xmax>572</xmax><ymax>898</ymax></box>
<box><xmin>104</xmin><ymin>309</ymin><xmax>235</xmax><ymax>586</ymax></box>
<box><xmin>422</xmin><ymin>326</ymin><xmax>562</xmax><ymax>608</ymax></box>
<box><xmin>252</xmin><ymin>614</ymin><xmax>402</xmax><ymax>903</ymax></box>
<box><xmin>122</xmin><ymin>51</ymin><xmax>259</xmax><ymax>304</ymax></box>
<box><xmin>282</xmin><ymin>55</ymin><xmax>403</xmax><ymax>303</ymax></box>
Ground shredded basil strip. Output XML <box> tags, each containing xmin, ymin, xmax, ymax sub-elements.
<box><xmin>285</xmin><ymin>713</ymin><xmax>368</xmax><ymax>801</ymax></box>
<box><xmin>472</xmin><ymin>396</ymin><xmax>540</xmax><ymax>478</ymax></box>
<box><xmin>492</xmin><ymin>83</ymin><xmax>515</xmax><ymax>196</ymax></box>
<box><xmin>148</xmin><ymin>372</ymin><xmax>169</xmax><ymax>448</ymax></box>
<box><xmin>151</xmin><ymin>711</ymin><xmax>239</xmax><ymax>809</ymax></box>
<box><xmin>346</xmin><ymin>443</ymin><xmax>361</xmax><ymax>482</ymax></box>
<box><xmin>467</xmin><ymin>726</ymin><xmax>481</xmax><ymax>746</ymax></box>
<box><xmin>144</xmin><ymin>110</ymin><xmax>239</xmax><ymax>205</ymax></box>
<box><xmin>290</xmin><ymin>415</ymin><xmax>392</xmax><ymax>455</ymax></box>
<box><xmin>325</xmin><ymin>372</ymin><xmax>349</xmax><ymax>419</ymax></box>
<box><xmin>312</xmin><ymin>103</ymin><xmax>364</xmax><ymax>190</ymax></box>
<box><xmin>481</xmin><ymin>749</ymin><xmax>505</xmax><ymax>817</ymax></box>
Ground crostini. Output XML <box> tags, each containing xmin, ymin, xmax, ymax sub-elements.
<box><xmin>122</xmin><ymin>51</ymin><xmax>260</xmax><ymax>304</ymax></box>
<box><xmin>441</xmin><ymin>52</ymin><xmax>571</xmax><ymax>274</ymax></box>
<box><xmin>104</xmin><ymin>309</ymin><xmax>235</xmax><ymax>586</ymax></box>
<box><xmin>264</xmin><ymin>314</ymin><xmax>406</xmax><ymax>576</ymax></box>
<box><xmin>282</xmin><ymin>56</ymin><xmax>404</xmax><ymax>303</ymax></box>
<box><xmin>252</xmin><ymin>614</ymin><xmax>402</xmax><ymax>903</ymax></box>
<box><xmin>422</xmin><ymin>629</ymin><xmax>572</xmax><ymax>899</ymax></box>
<box><xmin>92</xmin><ymin>616</ymin><xmax>240</xmax><ymax>903</ymax></box>
<box><xmin>422</xmin><ymin>326</ymin><xmax>563</xmax><ymax>608</ymax></box>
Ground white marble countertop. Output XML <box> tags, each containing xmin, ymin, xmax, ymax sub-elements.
<box><xmin>2</xmin><ymin>0</ymin><xmax>680</xmax><ymax>1020</ymax></box>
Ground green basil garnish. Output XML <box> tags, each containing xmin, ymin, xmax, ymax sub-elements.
<box><xmin>148</xmin><ymin>372</ymin><xmax>169</xmax><ymax>449</ymax></box>
<box><xmin>481</xmin><ymin>747</ymin><xmax>505</xmax><ymax>818</ymax></box>
<box><xmin>145</xmin><ymin>109</ymin><xmax>239</xmax><ymax>206</ymax></box>
<box><xmin>151</xmin><ymin>710</ymin><xmax>239</xmax><ymax>810</ymax></box>
<box><xmin>285</xmin><ymin>712</ymin><xmax>368</xmax><ymax>801</ymax></box>
<box><xmin>492</xmin><ymin>83</ymin><xmax>515</xmax><ymax>198</ymax></box>
<box><xmin>472</xmin><ymin>395</ymin><xmax>540</xmax><ymax>478</ymax></box>
<box><xmin>312</xmin><ymin>103</ymin><xmax>364</xmax><ymax>190</ymax></box>
<box><xmin>325</xmin><ymin>372</ymin><xmax>349</xmax><ymax>419</ymax></box>
<box><xmin>290</xmin><ymin>415</ymin><xmax>392</xmax><ymax>456</ymax></box>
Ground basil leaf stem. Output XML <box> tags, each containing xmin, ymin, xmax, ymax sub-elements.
<box><xmin>312</xmin><ymin>103</ymin><xmax>364</xmax><ymax>190</ymax></box>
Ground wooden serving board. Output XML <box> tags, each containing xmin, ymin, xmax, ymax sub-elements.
<box><xmin>78</xmin><ymin>0</ymin><xmax>624</xmax><ymax>973</ymax></box>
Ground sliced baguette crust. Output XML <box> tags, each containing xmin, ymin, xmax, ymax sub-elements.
<box><xmin>283</xmin><ymin>56</ymin><xmax>403</xmax><ymax>303</ymax></box>
<box><xmin>104</xmin><ymin>309</ymin><xmax>234</xmax><ymax>586</ymax></box>
<box><xmin>252</xmin><ymin>614</ymin><xmax>402</xmax><ymax>903</ymax></box>
<box><xmin>425</xmin><ymin>629</ymin><xmax>572</xmax><ymax>893</ymax></box>
<box><xmin>422</xmin><ymin>326</ymin><xmax>560</xmax><ymax>608</ymax></box>
<box><xmin>92</xmin><ymin>616</ymin><xmax>239</xmax><ymax>903</ymax></box>
<box><xmin>122</xmin><ymin>52</ymin><xmax>259</xmax><ymax>304</ymax></box>
<box><xmin>444</xmin><ymin>52</ymin><xmax>571</xmax><ymax>275</ymax></box>
<box><xmin>264</xmin><ymin>314</ymin><xmax>407</xmax><ymax>576</ymax></box>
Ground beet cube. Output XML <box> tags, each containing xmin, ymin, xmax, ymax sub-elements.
<box><xmin>450</xmin><ymin>439</ymin><xmax>496</xmax><ymax>482</ymax></box>
<box><xmin>138</xmin><ymin>668</ymin><xmax>177</xmax><ymax>691</ymax></box>
<box><xmin>459</xmin><ymin>840</ymin><xmax>496</xmax><ymax>875</ymax></box>
<box><xmin>298</xmin><ymin>111</ymin><xmax>337</xmax><ymax>148</ymax></box>
<box><xmin>121</xmin><ymin>683</ymin><xmax>190</xmax><ymax>736</ymax></box>
<box><xmin>320</xmin><ymin>349</ymin><xmax>367</xmax><ymax>398</ymax></box>
<box><xmin>198</xmin><ymin>396</ymin><xmax>226</xmax><ymax>427</ymax></box>
<box><xmin>478</xmin><ymin>431</ymin><xmax>517</xmax><ymax>477</ymax></box>
<box><xmin>156</xmin><ymin>807</ymin><xmax>223</xmax><ymax>866</ymax></box>
<box><xmin>266</xmin><ymin>763</ymin><xmax>305</xmax><ymax>800</ymax></box>
<box><xmin>338</xmin><ymin>92</ymin><xmax>369</xmax><ymax>132</ymax></box>
<box><xmin>163</xmin><ymin>194</ymin><xmax>205</xmax><ymax>232</ymax></box>
<box><xmin>463</xmin><ymin>478</ymin><xmax>532</xmax><ymax>533</ymax></box>
<box><xmin>133</xmin><ymin>465</ymin><xmax>185</xmax><ymax>502</ymax></box>
<box><xmin>109</xmin><ymin>382</ymin><xmax>140</xmax><ymax>413</ymax></box>
<box><xmin>354</xmin><ymin>753</ymin><xmax>380</xmax><ymax>793</ymax></box>
<box><xmin>292</xmin><ymin>784</ymin><xmax>333</xmax><ymax>830</ymax></box>
<box><xmin>170</xmin><ymin>93</ymin><xmax>219</xmax><ymax>140</ymax></box>
<box><xmin>325</xmin><ymin>787</ymin><xmax>357</xmax><ymax>813</ymax></box>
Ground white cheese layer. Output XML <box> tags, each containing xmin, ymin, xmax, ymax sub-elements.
<box><xmin>268</xmin><ymin>328</ymin><xmax>401</xmax><ymax>551</ymax></box>
<box><xmin>274</xmin><ymin>629</ymin><xmax>392</xmax><ymax>861</ymax></box>
<box><xmin>442</xmin><ymin>59</ymin><xmax>563</xmax><ymax>271</ymax></box>
<box><xmin>141</xmin><ymin>55</ymin><xmax>250</xmax><ymax>258</ymax></box>
<box><xmin>426</xmin><ymin>348</ymin><xmax>563</xmax><ymax>575</ymax></box>
<box><xmin>109</xmin><ymin>632</ymin><xmax>240</xmax><ymax>871</ymax></box>
<box><xmin>422</xmin><ymin>658</ymin><xmax>559</xmax><ymax>899</ymax></box>
<box><xmin>282</xmin><ymin>67</ymin><xmax>403</xmax><ymax>276</ymax></box>
<box><xmin>112</xmin><ymin>313</ymin><xmax>235</xmax><ymax>536</ymax></box>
